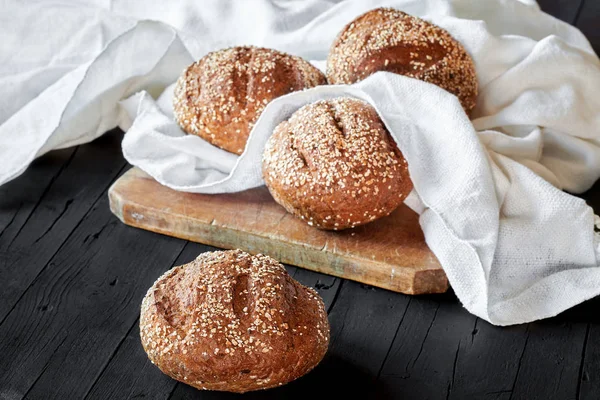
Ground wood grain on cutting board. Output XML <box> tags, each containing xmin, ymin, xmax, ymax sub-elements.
<box><xmin>108</xmin><ymin>167</ymin><xmax>447</xmax><ymax>294</ymax></box>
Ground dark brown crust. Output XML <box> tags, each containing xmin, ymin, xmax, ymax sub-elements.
<box><xmin>326</xmin><ymin>8</ymin><xmax>478</xmax><ymax>113</ymax></box>
<box><xmin>173</xmin><ymin>46</ymin><xmax>327</xmax><ymax>155</ymax></box>
<box><xmin>140</xmin><ymin>250</ymin><xmax>329</xmax><ymax>393</ymax></box>
<box><xmin>262</xmin><ymin>97</ymin><xmax>413</xmax><ymax>230</ymax></box>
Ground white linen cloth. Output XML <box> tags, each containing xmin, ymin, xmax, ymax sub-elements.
<box><xmin>1</xmin><ymin>0</ymin><xmax>600</xmax><ymax>325</ymax></box>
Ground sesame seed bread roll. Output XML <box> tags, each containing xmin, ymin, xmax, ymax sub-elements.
<box><xmin>327</xmin><ymin>8</ymin><xmax>478</xmax><ymax>114</ymax></box>
<box><xmin>173</xmin><ymin>46</ymin><xmax>327</xmax><ymax>155</ymax></box>
<box><xmin>262</xmin><ymin>97</ymin><xmax>412</xmax><ymax>231</ymax></box>
<box><xmin>140</xmin><ymin>250</ymin><xmax>329</xmax><ymax>393</ymax></box>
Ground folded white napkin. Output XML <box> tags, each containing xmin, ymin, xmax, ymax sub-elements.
<box><xmin>2</xmin><ymin>0</ymin><xmax>600</xmax><ymax>325</ymax></box>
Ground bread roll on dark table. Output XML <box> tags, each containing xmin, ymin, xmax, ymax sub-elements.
<box><xmin>140</xmin><ymin>250</ymin><xmax>329</xmax><ymax>393</ymax></box>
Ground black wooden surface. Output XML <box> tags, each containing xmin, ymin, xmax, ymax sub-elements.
<box><xmin>1</xmin><ymin>2</ymin><xmax>599</xmax><ymax>399</ymax></box>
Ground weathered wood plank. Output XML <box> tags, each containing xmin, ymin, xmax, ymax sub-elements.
<box><xmin>440</xmin><ymin>264</ymin><xmax>597</xmax><ymax>400</ymax></box>
<box><xmin>580</xmin><ymin>324</ymin><xmax>599</xmax><ymax>400</ymax></box>
<box><xmin>84</xmin><ymin>241</ymin><xmax>214</xmax><ymax>400</ymax></box>
<box><xmin>290</xmin><ymin>268</ymin><xmax>341</xmax><ymax>313</ymax></box>
<box><xmin>551</xmin><ymin>296</ymin><xmax>600</xmax><ymax>400</ymax></box>
<box><xmin>85</xmin><ymin>321</ymin><xmax>177</xmax><ymax>400</ymax></box>
<box><xmin>510</xmin><ymin>320</ymin><xmax>587</xmax><ymax>399</ymax></box>
<box><xmin>0</xmin><ymin>147</ymin><xmax>75</xmax><ymax>245</ymax></box>
<box><xmin>0</xmin><ymin>130</ymin><xmax>126</xmax><ymax>323</ymax></box>
<box><xmin>325</xmin><ymin>282</ymin><xmax>411</xmax><ymax>376</ymax></box>
<box><xmin>447</xmin><ymin>321</ymin><xmax>528</xmax><ymax>399</ymax></box>
<box><xmin>109</xmin><ymin>167</ymin><xmax>447</xmax><ymax>295</ymax></box>
<box><xmin>377</xmin><ymin>291</ymin><xmax>476</xmax><ymax>399</ymax></box>
<box><xmin>0</xmin><ymin>193</ymin><xmax>187</xmax><ymax>400</ymax></box>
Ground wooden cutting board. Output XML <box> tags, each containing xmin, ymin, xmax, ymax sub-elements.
<box><xmin>108</xmin><ymin>167</ymin><xmax>447</xmax><ymax>294</ymax></box>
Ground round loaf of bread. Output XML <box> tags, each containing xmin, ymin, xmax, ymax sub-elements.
<box><xmin>140</xmin><ymin>250</ymin><xmax>329</xmax><ymax>393</ymax></box>
<box><xmin>262</xmin><ymin>97</ymin><xmax>412</xmax><ymax>230</ymax></box>
<box><xmin>173</xmin><ymin>46</ymin><xmax>327</xmax><ymax>155</ymax></box>
<box><xmin>327</xmin><ymin>8</ymin><xmax>478</xmax><ymax>113</ymax></box>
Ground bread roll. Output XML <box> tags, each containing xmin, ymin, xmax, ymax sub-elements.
<box><xmin>262</xmin><ymin>97</ymin><xmax>412</xmax><ymax>230</ymax></box>
<box><xmin>140</xmin><ymin>250</ymin><xmax>329</xmax><ymax>393</ymax></box>
<box><xmin>327</xmin><ymin>8</ymin><xmax>477</xmax><ymax>113</ymax></box>
<box><xmin>173</xmin><ymin>46</ymin><xmax>326</xmax><ymax>155</ymax></box>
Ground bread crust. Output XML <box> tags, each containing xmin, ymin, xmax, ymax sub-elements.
<box><xmin>327</xmin><ymin>8</ymin><xmax>478</xmax><ymax>113</ymax></box>
<box><xmin>140</xmin><ymin>250</ymin><xmax>329</xmax><ymax>393</ymax></box>
<box><xmin>262</xmin><ymin>97</ymin><xmax>412</xmax><ymax>230</ymax></box>
<box><xmin>173</xmin><ymin>46</ymin><xmax>327</xmax><ymax>155</ymax></box>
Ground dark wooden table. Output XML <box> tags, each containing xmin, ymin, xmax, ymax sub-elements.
<box><xmin>1</xmin><ymin>2</ymin><xmax>599</xmax><ymax>399</ymax></box>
